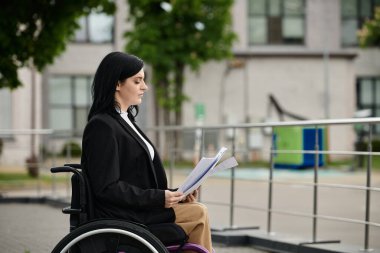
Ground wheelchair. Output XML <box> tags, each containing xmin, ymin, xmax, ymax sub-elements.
<box><xmin>51</xmin><ymin>164</ymin><xmax>211</xmax><ymax>253</ymax></box>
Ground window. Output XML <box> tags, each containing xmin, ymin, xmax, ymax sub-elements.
<box><xmin>357</xmin><ymin>77</ymin><xmax>380</xmax><ymax>132</ymax></box>
<box><xmin>341</xmin><ymin>0</ymin><xmax>380</xmax><ymax>46</ymax></box>
<box><xmin>248</xmin><ymin>0</ymin><xmax>305</xmax><ymax>45</ymax></box>
<box><xmin>73</xmin><ymin>12</ymin><xmax>114</xmax><ymax>43</ymax></box>
<box><xmin>49</xmin><ymin>76</ymin><xmax>92</xmax><ymax>135</ymax></box>
<box><xmin>0</xmin><ymin>89</ymin><xmax>12</xmax><ymax>129</ymax></box>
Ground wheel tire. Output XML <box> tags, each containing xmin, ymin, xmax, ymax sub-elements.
<box><xmin>52</xmin><ymin>219</ymin><xmax>168</xmax><ymax>253</ymax></box>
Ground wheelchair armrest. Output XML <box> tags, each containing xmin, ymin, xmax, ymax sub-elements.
<box><xmin>64</xmin><ymin>163</ymin><xmax>81</xmax><ymax>169</ymax></box>
<box><xmin>62</xmin><ymin>206</ymin><xmax>82</xmax><ymax>214</ymax></box>
<box><xmin>51</xmin><ymin>166</ymin><xmax>79</xmax><ymax>174</ymax></box>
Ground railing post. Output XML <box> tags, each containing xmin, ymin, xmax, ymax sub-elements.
<box><xmin>65</xmin><ymin>138</ymin><xmax>71</xmax><ymax>197</ymax></box>
<box><xmin>229</xmin><ymin>127</ymin><xmax>237</xmax><ymax>228</ymax></box>
<box><xmin>267</xmin><ymin>127</ymin><xmax>274</xmax><ymax>234</ymax></box>
<box><xmin>199</xmin><ymin>128</ymin><xmax>205</xmax><ymax>162</ymax></box>
<box><xmin>51</xmin><ymin>134</ymin><xmax>57</xmax><ymax>198</ymax></box>
<box><xmin>169</xmin><ymin>148</ymin><xmax>175</xmax><ymax>189</ymax></box>
<box><xmin>198</xmin><ymin>128</ymin><xmax>205</xmax><ymax>202</ymax></box>
<box><xmin>171</xmin><ymin>130</ymin><xmax>176</xmax><ymax>189</ymax></box>
<box><xmin>36</xmin><ymin>133</ymin><xmax>41</xmax><ymax>197</ymax></box>
<box><xmin>312</xmin><ymin>125</ymin><xmax>320</xmax><ymax>242</ymax></box>
<box><xmin>363</xmin><ymin>123</ymin><xmax>373</xmax><ymax>251</ymax></box>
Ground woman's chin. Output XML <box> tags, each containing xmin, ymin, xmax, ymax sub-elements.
<box><xmin>134</xmin><ymin>99</ymin><xmax>143</xmax><ymax>105</ymax></box>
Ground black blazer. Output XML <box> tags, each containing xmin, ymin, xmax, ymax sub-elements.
<box><xmin>81</xmin><ymin>112</ymin><xmax>175</xmax><ymax>225</ymax></box>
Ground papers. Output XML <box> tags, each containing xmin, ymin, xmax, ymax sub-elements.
<box><xmin>177</xmin><ymin>147</ymin><xmax>238</xmax><ymax>196</ymax></box>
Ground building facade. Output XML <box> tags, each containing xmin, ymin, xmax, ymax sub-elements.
<box><xmin>1</xmin><ymin>0</ymin><xmax>379</xmax><ymax>164</ymax></box>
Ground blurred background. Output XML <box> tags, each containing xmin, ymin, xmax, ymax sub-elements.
<box><xmin>0</xmin><ymin>0</ymin><xmax>380</xmax><ymax>252</ymax></box>
<box><xmin>1</xmin><ymin>0</ymin><xmax>380</xmax><ymax>169</ymax></box>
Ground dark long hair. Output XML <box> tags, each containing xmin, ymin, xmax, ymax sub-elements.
<box><xmin>88</xmin><ymin>52</ymin><xmax>144</xmax><ymax>121</ymax></box>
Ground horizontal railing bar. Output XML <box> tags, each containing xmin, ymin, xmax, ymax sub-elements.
<box><xmin>0</xmin><ymin>129</ymin><xmax>54</xmax><ymax>135</ymax></box>
<box><xmin>166</xmin><ymin>149</ymin><xmax>379</xmax><ymax>158</ymax></box>
<box><xmin>214</xmin><ymin>149</ymin><xmax>380</xmax><ymax>156</ymax></box>
<box><xmin>269</xmin><ymin>180</ymin><xmax>380</xmax><ymax>192</ymax></box>
<box><xmin>270</xmin><ymin>209</ymin><xmax>380</xmax><ymax>227</ymax></box>
<box><xmin>2</xmin><ymin>117</ymin><xmax>379</xmax><ymax>135</ymax></box>
<box><xmin>204</xmin><ymin>201</ymin><xmax>268</xmax><ymax>213</ymax></box>
<box><xmin>270</xmin><ymin>150</ymin><xmax>380</xmax><ymax>156</ymax></box>
<box><xmin>147</xmin><ymin>117</ymin><xmax>380</xmax><ymax>131</ymax></box>
<box><xmin>204</xmin><ymin>201</ymin><xmax>380</xmax><ymax>227</ymax></box>
<box><xmin>209</xmin><ymin>177</ymin><xmax>380</xmax><ymax>192</ymax></box>
<box><xmin>211</xmin><ymin>148</ymin><xmax>380</xmax><ymax>156</ymax></box>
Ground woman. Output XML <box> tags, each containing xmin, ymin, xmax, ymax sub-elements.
<box><xmin>81</xmin><ymin>52</ymin><xmax>212</xmax><ymax>252</ymax></box>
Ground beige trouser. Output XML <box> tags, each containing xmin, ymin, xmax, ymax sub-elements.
<box><xmin>172</xmin><ymin>202</ymin><xmax>212</xmax><ymax>253</ymax></box>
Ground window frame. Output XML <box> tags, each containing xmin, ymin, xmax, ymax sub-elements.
<box><xmin>49</xmin><ymin>75</ymin><xmax>93</xmax><ymax>136</ymax></box>
<box><xmin>247</xmin><ymin>0</ymin><xmax>306</xmax><ymax>46</ymax></box>
<box><xmin>341</xmin><ymin>0</ymin><xmax>379</xmax><ymax>47</ymax></box>
<box><xmin>0</xmin><ymin>89</ymin><xmax>13</xmax><ymax>139</ymax></box>
<box><xmin>72</xmin><ymin>12</ymin><xmax>115</xmax><ymax>44</ymax></box>
<box><xmin>357</xmin><ymin>76</ymin><xmax>380</xmax><ymax>116</ymax></box>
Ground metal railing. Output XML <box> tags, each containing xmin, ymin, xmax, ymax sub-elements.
<box><xmin>147</xmin><ymin>117</ymin><xmax>380</xmax><ymax>251</ymax></box>
<box><xmin>0</xmin><ymin>129</ymin><xmax>80</xmax><ymax>198</ymax></box>
<box><xmin>1</xmin><ymin>117</ymin><xmax>379</xmax><ymax>251</ymax></box>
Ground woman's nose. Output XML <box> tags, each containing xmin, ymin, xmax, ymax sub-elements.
<box><xmin>142</xmin><ymin>81</ymin><xmax>148</xmax><ymax>90</ymax></box>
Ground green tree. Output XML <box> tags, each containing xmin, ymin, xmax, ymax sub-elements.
<box><xmin>0</xmin><ymin>1</ymin><xmax>115</xmax><ymax>177</ymax></box>
<box><xmin>358</xmin><ymin>6</ymin><xmax>380</xmax><ymax>48</ymax></box>
<box><xmin>0</xmin><ymin>0</ymin><xmax>115</xmax><ymax>90</ymax></box>
<box><xmin>125</xmin><ymin>0</ymin><xmax>236</xmax><ymax>127</ymax></box>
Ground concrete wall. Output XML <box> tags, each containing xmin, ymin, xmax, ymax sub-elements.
<box><xmin>181</xmin><ymin>0</ymin><xmax>359</xmax><ymax>159</ymax></box>
<box><xmin>1</xmin><ymin>68</ymin><xmax>44</xmax><ymax>165</ymax></box>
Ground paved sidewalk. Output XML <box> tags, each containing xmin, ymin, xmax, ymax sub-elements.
<box><xmin>0</xmin><ymin>203</ymin><xmax>266</xmax><ymax>253</ymax></box>
<box><xmin>1</xmin><ymin>167</ymin><xmax>379</xmax><ymax>252</ymax></box>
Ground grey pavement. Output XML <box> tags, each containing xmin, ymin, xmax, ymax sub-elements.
<box><xmin>1</xmin><ymin>167</ymin><xmax>380</xmax><ymax>252</ymax></box>
<box><xmin>0</xmin><ymin>203</ymin><xmax>266</xmax><ymax>253</ymax></box>
<box><xmin>200</xmin><ymin>168</ymin><xmax>380</xmax><ymax>252</ymax></box>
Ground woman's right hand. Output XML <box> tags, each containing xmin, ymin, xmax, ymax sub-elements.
<box><xmin>164</xmin><ymin>190</ymin><xmax>183</xmax><ymax>208</ymax></box>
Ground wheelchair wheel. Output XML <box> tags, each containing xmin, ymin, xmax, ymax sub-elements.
<box><xmin>52</xmin><ymin>219</ymin><xmax>169</xmax><ymax>253</ymax></box>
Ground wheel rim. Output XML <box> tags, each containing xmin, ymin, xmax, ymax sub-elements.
<box><xmin>60</xmin><ymin>228</ymin><xmax>159</xmax><ymax>253</ymax></box>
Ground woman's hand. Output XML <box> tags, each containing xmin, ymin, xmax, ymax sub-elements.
<box><xmin>165</xmin><ymin>190</ymin><xmax>184</xmax><ymax>208</ymax></box>
<box><xmin>181</xmin><ymin>189</ymin><xmax>198</xmax><ymax>203</ymax></box>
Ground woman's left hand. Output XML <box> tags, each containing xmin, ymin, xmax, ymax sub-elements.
<box><xmin>182</xmin><ymin>189</ymin><xmax>198</xmax><ymax>203</ymax></box>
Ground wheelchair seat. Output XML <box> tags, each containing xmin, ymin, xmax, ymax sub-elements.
<box><xmin>51</xmin><ymin>164</ymin><xmax>210</xmax><ymax>253</ymax></box>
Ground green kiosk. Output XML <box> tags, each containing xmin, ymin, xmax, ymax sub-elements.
<box><xmin>273</xmin><ymin>127</ymin><xmax>326</xmax><ymax>169</ymax></box>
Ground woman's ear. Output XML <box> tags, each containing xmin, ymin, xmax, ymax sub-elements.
<box><xmin>116</xmin><ymin>81</ymin><xmax>121</xmax><ymax>91</ymax></box>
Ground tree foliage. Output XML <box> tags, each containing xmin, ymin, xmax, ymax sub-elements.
<box><xmin>124</xmin><ymin>0</ymin><xmax>236</xmax><ymax>125</ymax></box>
<box><xmin>0</xmin><ymin>0</ymin><xmax>115</xmax><ymax>89</ymax></box>
<box><xmin>358</xmin><ymin>6</ymin><xmax>380</xmax><ymax>48</ymax></box>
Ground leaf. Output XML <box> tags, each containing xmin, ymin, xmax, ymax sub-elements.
<box><xmin>358</xmin><ymin>7</ymin><xmax>380</xmax><ymax>48</ymax></box>
<box><xmin>0</xmin><ymin>0</ymin><xmax>116</xmax><ymax>89</ymax></box>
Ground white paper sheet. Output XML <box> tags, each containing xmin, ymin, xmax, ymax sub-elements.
<box><xmin>177</xmin><ymin>147</ymin><xmax>238</xmax><ymax>196</ymax></box>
